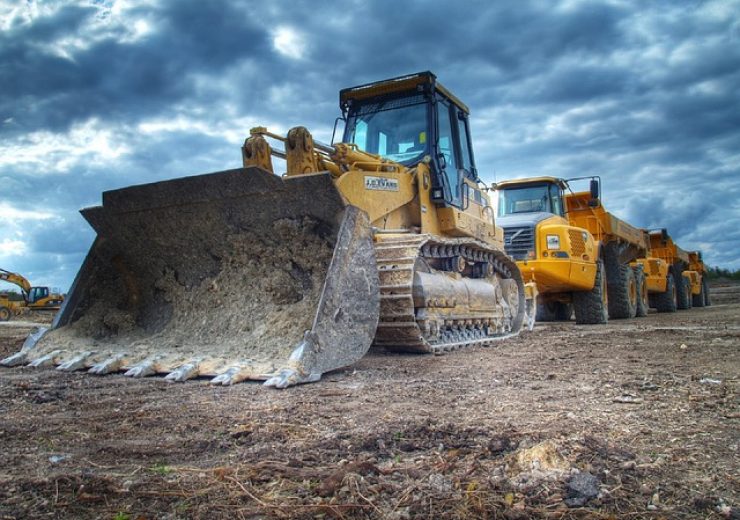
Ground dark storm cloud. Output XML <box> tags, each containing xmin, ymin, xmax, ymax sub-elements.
<box><xmin>1</xmin><ymin>0</ymin><xmax>739</xmax><ymax>291</ymax></box>
<box><xmin>0</xmin><ymin>0</ymin><xmax>270</xmax><ymax>136</ymax></box>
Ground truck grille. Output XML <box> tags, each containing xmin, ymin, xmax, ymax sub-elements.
<box><xmin>568</xmin><ymin>229</ymin><xmax>585</xmax><ymax>256</ymax></box>
<box><xmin>503</xmin><ymin>225</ymin><xmax>535</xmax><ymax>260</ymax></box>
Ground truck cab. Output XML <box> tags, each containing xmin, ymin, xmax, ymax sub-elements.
<box><xmin>496</xmin><ymin>177</ymin><xmax>598</xmax><ymax>290</ymax></box>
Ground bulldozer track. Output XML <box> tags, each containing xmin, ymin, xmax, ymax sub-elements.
<box><xmin>372</xmin><ymin>235</ymin><xmax>524</xmax><ymax>354</ymax></box>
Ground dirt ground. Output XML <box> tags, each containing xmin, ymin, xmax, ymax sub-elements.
<box><xmin>0</xmin><ymin>284</ymin><xmax>737</xmax><ymax>519</ymax></box>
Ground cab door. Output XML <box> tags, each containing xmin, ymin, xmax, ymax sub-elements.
<box><xmin>436</xmin><ymin>99</ymin><xmax>463</xmax><ymax>207</ymax></box>
<box><xmin>435</xmin><ymin>99</ymin><xmax>477</xmax><ymax>209</ymax></box>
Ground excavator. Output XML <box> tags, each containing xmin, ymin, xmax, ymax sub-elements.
<box><xmin>0</xmin><ymin>269</ymin><xmax>65</xmax><ymax>321</ymax></box>
<box><xmin>2</xmin><ymin>71</ymin><xmax>535</xmax><ymax>387</ymax></box>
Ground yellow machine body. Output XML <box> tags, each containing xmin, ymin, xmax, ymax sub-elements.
<box><xmin>514</xmin><ymin>214</ymin><xmax>598</xmax><ymax>293</ymax></box>
<box><xmin>4</xmin><ymin>72</ymin><xmax>532</xmax><ymax>387</ymax></box>
<box><xmin>0</xmin><ymin>269</ymin><xmax>65</xmax><ymax>321</ymax></box>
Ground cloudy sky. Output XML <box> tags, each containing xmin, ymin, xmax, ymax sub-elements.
<box><xmin>1</xmin><ymin>0</ymin><xmax>739</xmax><ymax>292</ymax></box>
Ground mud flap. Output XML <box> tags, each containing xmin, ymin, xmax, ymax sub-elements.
<box><xmin>3</xmin><ymin>168</ymin><xmax>379</xmax><ymax>387</ymax></box>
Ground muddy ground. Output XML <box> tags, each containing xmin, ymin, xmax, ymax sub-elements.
<box><xmin>0</xmin><ymin>284</ymin><xmax>737</xmax><ymax>519</ymax></box>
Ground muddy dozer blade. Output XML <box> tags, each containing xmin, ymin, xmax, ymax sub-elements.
<box><xmin>2</xmin><ymin>168</ymin><xmax>379</xmax><ymax>387</ymax></box>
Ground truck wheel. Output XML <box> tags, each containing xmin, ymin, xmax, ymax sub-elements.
<box><xmin>536</xmin><ymin>301</ymin><xmax>572</xmax><ymax>322</ymax></box>
<box><xmin>607</xmin><ymin>264</ymin><xmax>637</xmax><ymax>319</ymax></box>
<box><xmin>654</xmin><ymin>273</ymin><xmax>677</xmax><ymax>313</ymax></box>
<box><xmin>573</xmin><ymin>259</ymin><xmax>608</xmax><ymax>325</ymax></box>
<box><xmin>691</xmin><ymin>283</ymin><xmax>705</xmax><ymax>307</ymax></box>
<box><xmin>536</xmin><ymin>301</ymin><xmax>556</xmax><ymax>322</ymax></box>
<box><xmin>0</xmin><ymin>306</ymin><xmax>10</xmax><ymax>322</ymax></box>
<box><xmin>703</xmin><ymin>278</ymin><xmax>711</xmax><ymax>306</ymax></box>
<box><xmin>634</xmin><ymin>268</ymin><xmax>649</xmax><ymax>317</ymax></box>
<box><xmin>675</xmin><ymin>272</ymin><xmax>690</xmax><ymax>310</ymax></box>
<box><xmin>555</xmin><ymin>303</ymin><xmax>573</xmax><ymax>321</ymax></box>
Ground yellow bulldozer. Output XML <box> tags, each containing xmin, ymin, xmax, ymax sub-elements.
<box><xmin>2</xmin><ymin>71</ymin><xmax>535</xmax><ymax>387</ymax></box>
<box><xmin>0</xmin><ymin>269</ymin><xmax>65</xmax><ymax>321</ymax></box>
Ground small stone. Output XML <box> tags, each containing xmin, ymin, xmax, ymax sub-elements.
<box><xmin>565</xmin><ymin>472</ymin><xmax>600</xmax><ymax>507</ymax></box>
<box><xmin>48</xmin><ymin>455</ymin><xmax>69</xmax><ymax>464</ymax></box>
<box><xmin>680</xmin><ymin>343</ymin><xmax>688</xmax><ymax>350</ymax></box>
<box><xmin>428</xmin><ymin>473</ymin><xmax>452</xmax><ymax>493</ymax></box>
<box><xmin>613</xmin><ymin>394</ymin><xmax>644</xmax><ymax>404</ymax></box>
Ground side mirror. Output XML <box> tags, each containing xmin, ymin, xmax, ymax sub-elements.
<box><xmin>589</xmin><ymin>178</ymin><xmax>599</xmax><ymax>200</ymax></box>
<box><xmin>588</xmin><ymin>178</ymin><xmax>600</xmax><ymax>207</ymax></box>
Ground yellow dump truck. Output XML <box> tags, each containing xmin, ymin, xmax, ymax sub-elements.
<box><xmin>495</xmin><ymin>177</ymin><xmax>606</xmax><ymax>324</ymax></box>
<box><xmin>496</xmin><ymin>176</ymin><xmax>656</xmax><ymax>323</ymax></box>
<box><xmin>636</xmin><ymin>231</ymin><xmax>709</xmax><ymax>311</ymax></box>
<box><xmin>687</xmin><ymin>251</ymin><xmax>711</xmax><ymax>307</ymax></box>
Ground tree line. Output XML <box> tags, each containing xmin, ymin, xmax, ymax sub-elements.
<box><xmin>706</xmin><ymin>266</ymin><xmax>740</xmax><ymax>281</ymax></box>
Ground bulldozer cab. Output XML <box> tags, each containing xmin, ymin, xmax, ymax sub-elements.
<box><xmin>340</xmin><ymin>71</ymin><xmax>477</xmax><ymax>209</ymax></box>
<box><xmin>496</xmin><ymin>177</ymin><xmax>566</xmax><ymax>218</ymax></box>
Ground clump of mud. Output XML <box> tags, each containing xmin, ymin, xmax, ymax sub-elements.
<box><xmin>39</xmin><ymin>217</ymin><xmax>336</xmax><ymax>374</ymax></box>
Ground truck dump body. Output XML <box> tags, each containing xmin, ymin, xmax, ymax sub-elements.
<box><xmin>564</xmin><ymin>191</ymin><xmax>649</xmax><ymax>261</ymax></box>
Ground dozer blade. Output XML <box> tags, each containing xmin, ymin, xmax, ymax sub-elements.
<box><xmin>3</xmin><ymin>168</ymin><xmax>379</xmax><ymax>387</ymax></box>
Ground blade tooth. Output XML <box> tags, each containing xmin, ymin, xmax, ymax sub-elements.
<box><xmin>1</xmin><ymin>351</ymin><xmax>28</xmax><ymax>367</ymax></box>
<box><xmin>210</xmin><ymin>365</ymin><xmax>250</xmax><ymax>386</ymax></box>
<box><xmin>165</xmin><ymin>358</ymin><xmax>202</xmax><ymax>383</ymax></box>
<box><xmin>28</xmin><ymin>350</ymin><xmax>64</xmax><ymax>368</ymax></box>
<box><xmin>88</xmin><ymin>353</ymin><xmax>127</xmax><ymax>375</ymax></box>
<box><xmin>57</xmin><ymin>351</ymin><xmax>95</xmax><ymax>372</ymax></box>
<box><xmin>263</xmin><ymin>369</ymin><xmax>321</xmax><ymax>389</ymax></box>
<box><xmin>124</xmin><ymin>358</ymin><xmax>158</xmax><ymax>378</ymax></box>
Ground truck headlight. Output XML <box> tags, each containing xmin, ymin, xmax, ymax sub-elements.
<box><xmin>546</xmin><ymin>234</ymin><xmax>560</xmax><ymax>250</ymax></box>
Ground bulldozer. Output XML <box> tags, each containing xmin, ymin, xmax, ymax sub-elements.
<box><xmin>2</xmin><ymin>71</ymin><xmax>534</xmax><ymax>387</ymax></box>
<box><xmin>0</xmin><ymin>269</ymin><xmax>65</xmax><ymax>321</ymax></box>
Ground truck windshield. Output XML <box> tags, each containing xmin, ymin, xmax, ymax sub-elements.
<box><xmin>498</xmin><ymin>184</ymin><xmax>559</xmax><ymax>217</ymax></box>
<box><xmin>344</xmin><ymin>94</ymin><xmax>428</xmax><ymax>165</ymax></box>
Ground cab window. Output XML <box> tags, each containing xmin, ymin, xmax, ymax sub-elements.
<box><xmin>437</xmin><ymin>100</ymin><xmax>462</xmax><ymax>207</ymax></box>
<box><xmin>549</xmin><ymin>184</ymin><xmax>563</xmax><ymax>216</ymax></box>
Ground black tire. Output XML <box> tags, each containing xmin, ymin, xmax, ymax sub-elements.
<box><xmin>653</xmin><ymin>273</ymin><xmax>677</xmax><ymax>313</ymax></box>
<box><xmin>555</xmin><ymin>303</ymin><xmax>573</xmax><ymax>321</ymax></box>
<box><xmin>675</xmin><ymin>271</ymin><xmax>690</xmax><ymax>310</ymax></box>
<box><xmin>607</xmin><ymin>263</ymin><xmax>637</xmax><ymax>319</ymax></box>
<box><xmin>692</xmin><ymin>283</ymin><xmax>705</xmax><ymax>307</ymax></box>
<box><xmin>536</xmin><ymin>301</ymin><xmax>573</xmax><ymax>322</ymax></box>
<box><xmin>0</xmin><ymin>306</ymin><xmax>10</xmax><ymax>322</ymax></box>
<box><xmin>536</xmin><ymin>301</ymin><xmax>556</xmax><ymax>322</ymax></box>
<box><xmin>703</xmin><ymin>278</ymin><xmax>711</xmax><ymax>306</ymax></box>
<box><xmin>634</xmin><ymin>268</ymin><xmax>649</xmax><ymax>318</ymax></box>
<box><xmin>573</xmin><ymin>259</ymin><xmax>608</xmax><ymax>325</ymax></box>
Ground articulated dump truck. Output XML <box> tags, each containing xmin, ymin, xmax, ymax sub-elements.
<box><xmin>495</xmin><ymin>176</ymin><xmax>665</xmax><ymax>324</ymax></box>
<box><xmin>636</xmin><ymin>230</ymin><xmax>710</xmax><ymax>312</ymax></box>
<box><xmin>2</xmin><ymin>71</ymin><xmax>535</xmax><ymax>387</ymax></box>
<box><xmin>495</xmin><ymin>177</ymin><xmax>606</xmax><ymax>324</ymax></box>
